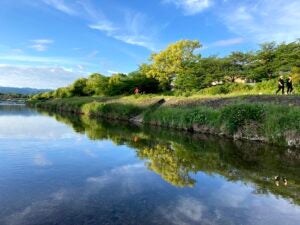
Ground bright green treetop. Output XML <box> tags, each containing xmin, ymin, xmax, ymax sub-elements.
<box><xmin>145</xmin><ymin>40</ymin><xmax>201</xmax><ymax>90</ymax></box>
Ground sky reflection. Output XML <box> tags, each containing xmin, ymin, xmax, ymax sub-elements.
<box><xmin>0</xmin><ymin>105</ymin><xmax>299</xmax><ymax>225</ymax></box>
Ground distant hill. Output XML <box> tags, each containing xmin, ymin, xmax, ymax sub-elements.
<box><xmin>0</xmin><ymin>86</ymin><xmax>51</xmax><ymax>95</ymax></box>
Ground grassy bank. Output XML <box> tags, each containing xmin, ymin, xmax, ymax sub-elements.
<box><xmin>28</xmin><ymin>94</ymin><xmax>300</xmax><ymax>148</ymax></box>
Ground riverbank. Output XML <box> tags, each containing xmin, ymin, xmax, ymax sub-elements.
<box><xmin>28</xmin><ymin>94</ymin><xmax>300</xmax><ymax>148</ymax></box>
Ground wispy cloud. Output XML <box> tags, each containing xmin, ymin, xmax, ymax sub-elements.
<box><xmin>160</xmin><ymin>197</ymin><xmax>206</xmax><ymax>225</ymax></box>
<box><xmin>0</xmin><ymin>50</ymin><xmax>96</xmax><ymax>68</ymax></box>
<box><xmin>42</xmin><ymin>0</ymin><xmax>158</xmax><ymax>51</ymax></box>
<box><xmin>89</xmin><ymin>23</ymin><xmax>117</xmax><ymax>32</ymax></box>
<box><xmin>86</xmin><ymin>50</ymin><xmax>100</xmax><ymax>58</ymax></box>
<box><xmin>42</xmin><ymin>0</ymin><xmax>76</xmax><ymax>15</ymax></box>
<box><xmin>33</xmin><ymin>153</ymin><xmax>52</xmax><ymax>167</ymax></box>
<box><xmin>163</xmin><ymin>0</ymin><xmax>213</xmax><ymax>15</ymax></box>
<box><xmin>90</xmin><ymin>11</ymin><xmax>158</xmax><ymax>51</ymax></box>
<box><xmin>220</xmin><ymin>0</ymin><xmax>300</xmax><ymax>43</ymax></box>
<box><xmin>107</xmin><ymin>70</ymin><xmax>122</xmax><ymax>75</ymax></box>
<box><xmin>0</xmin><ymin>64</ymin><xmax>86</xmax><ymax>89</ymax></box>
<box><xmin>212</xmin><ymin>37</ymin><xmax>244</xmax><ymax>47</ymax></box>
<box><xmin>30</xmin><ymin>39</ymin><xmax>53</xmax><ymax>52</ymax></box>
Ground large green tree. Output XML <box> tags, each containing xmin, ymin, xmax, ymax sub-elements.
<box><xmin>251</xmin><ymin>42</ymin><xmax>277</xmax><ymax>81</ymax></box>
<box><xmin>145</xmin><ymin>40</ymin><xmax>201</xmax><ymax>90</ymax></box>
<box><xmin>85</xmin><ymin>73</ymin><xmax>109</xmax><ymax>96</ymax></box>
<box><xmin>174</xmin><ymin>59</ymin><xmax>206</xmax><ymax>92</ymax></box>
<box><xmin>199</xmin><ymin>56</ymin><xmax>225</xmax><ymax>86</ymax></box>
<box><xmin>225</xmin><ymin>51</ymin><xmax>252</xmax><ymax>82</ymax></box>
<box><xmin>69</xmin><ymin>78</ymin><xmax>88</xmax><ymax>96</ymax></box>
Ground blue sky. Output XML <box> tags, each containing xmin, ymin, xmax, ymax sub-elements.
<box><xmin>0</xmin><ymin>0</ymin><xmax>299</xmax><ymax>88</ymax></box>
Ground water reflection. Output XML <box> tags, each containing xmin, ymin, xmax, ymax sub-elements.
<box><xmin>39</xmin><ymin>109</ymin><xmax>300</xmax><ymax>206</ymax></box>
<box><xmin>0</xmin><ymin>104</ymin><xmax>34</xmax><ymax>116</ymax></box>
<box><xmin>0</xmin><ymin>105</ymin><xmax>300</xmax><ymax>225</ymax></box>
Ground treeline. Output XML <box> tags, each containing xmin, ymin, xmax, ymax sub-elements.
<box><xmin>0</xmin><ymin>93</ymin><xmax>29</xmax><ymax>100</ymax></box>
<box><xmin>33</xmin><ymin>39</ymin><xmax>300</xmax><ymax>100</ymax></box>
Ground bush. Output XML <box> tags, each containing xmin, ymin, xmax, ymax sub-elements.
<box><xmin>189</xmin><ymin>108</ymin><xmax>219</xmax><ymax>126</ymax></box>
<box><xmin>199</xmin><ymin>83</ymin><xmax>253</xmax><ymax>95</ymax></box>
<box><xmin>220</xmin><ymin>104</ymin><xmax>266</xmax><ymax>133</ymax></box>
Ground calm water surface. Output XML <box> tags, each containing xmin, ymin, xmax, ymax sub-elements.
<box><xmin>0</xmin><ymin>105</ymin><xmax>300</xmax><ymax>225</ymax></box>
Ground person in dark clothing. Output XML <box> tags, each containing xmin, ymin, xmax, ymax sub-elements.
<box><xmin>276</xmin><ymin>76</ymin><xmax>285</xmax><ymax>95</ymax></box>
<box><xmin>286</xmin><ymin>76</ymin><xmax>293</xmax><ymax>94</ymax></box>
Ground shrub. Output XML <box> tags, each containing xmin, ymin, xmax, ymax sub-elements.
<box><xmin>220</xmin><ymin>104</ymin><xmax>266</xmax><ymax>134</ymax></box>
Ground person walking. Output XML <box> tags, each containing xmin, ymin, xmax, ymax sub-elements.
<box><xmin>286</xmin><ymin>76</ymin><xmax>293</xmax><ymax>94</ymax></box>
<box><xmin>134</xmin><ymin>87</ymin><xmax>140</xmax><ymax>95</ymax></box>
<box><xmin>276</xmin><ymin>76</ymin><xmax>285</xmax><ymax>95</ymax></box>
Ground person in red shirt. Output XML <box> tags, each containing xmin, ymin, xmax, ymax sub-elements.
<box><xmin>134</xmin><ymin>87</ymin><xmax>140</xmax><ymax>94</ymax></box>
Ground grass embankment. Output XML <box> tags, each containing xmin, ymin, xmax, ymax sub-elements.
<box><xmin>29</xmin><ymin>94</ymin><xmax>300</xmax><ymax>148</ymax></box>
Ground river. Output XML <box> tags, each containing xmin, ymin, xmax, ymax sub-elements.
<box><xmin>0</xmin><ymin>104</ymin><xmax>300</xmax><ymax>225</ymax></box>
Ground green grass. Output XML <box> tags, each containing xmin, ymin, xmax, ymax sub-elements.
<box><xmin>143</xmin><ymin>103</ymin><xmax>300</xmax><ymax>147</ymax></box>
<box><xmin>82</xmin><ymin>102</ymin><xmax>144</xmax><ymax>120</ymax></box>
<box><xmin>143</xmin><ymin>106</ymin><xmax>219</xmax><ymax>130</ymax></box>
<box><xmin>220</xmin><ymin>104</ymin><xmax>266</xmax><ymax>134</ymax></box>
<box><xmin>29</xmin><ymin>92</ymin><xmax>300</xmax><ymax>147</ymax></box>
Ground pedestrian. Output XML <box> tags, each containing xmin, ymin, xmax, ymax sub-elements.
<box><xmin>276</xmin><ymin>76</ymin><xmax>285</xmax><ymax>95</ymax></box>
<box><xmin>286</xmin><ymin>76</ymin><xmax>293</xmax><ymax>94</ymax></box>
<box><xmin>134</xmin><ymin>87</ymin><xmax>140</xmax><ymax>95</ymax></box>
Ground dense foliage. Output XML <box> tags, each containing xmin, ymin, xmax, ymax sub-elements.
<box><xmin>32</xmin><ymin>39</ymin><xmax>300</xmax><ymax>100</ymax></box>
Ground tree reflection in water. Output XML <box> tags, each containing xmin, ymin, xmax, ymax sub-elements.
<box><xmin>38</xmin><ymin>109</ymin><xmax>300</xmax><ymax>205</ymax></box>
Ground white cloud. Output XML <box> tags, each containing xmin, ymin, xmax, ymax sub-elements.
<box><xmin>160</xmin><ymin>197</ymin><xmax>205</xmax><ymax>225</ymax></box>
<box><xmin>42</xmin><ymin>0</ymin><xmax>158</xmax><ymax>50</ymax></box>
<box><xmin>89</xmin><ymin>11</ymin><xmax>157</xmax><ymax>51</ymax></box>
<box><xmin>163</xmin><ymin>0</ymin><xmax>213</xmax><ymax>15</ymax></box>
<box><xmin>107</xmin><ymin>70</ymin><xmax>121</xmax><ymax>75</ymax></box>
<box><xmin>212</xmin><ymin>37</ymin><xmax>244</xmax><ymax>47</ymax></box>
<box><xmin>85</xmin><ymin>162</ymin><xmax>146</xmax><ymax>196</ymax></box>
<box><xmin>33</xmin><ymin>153</ymin><xmax>52</xmax><ymax>167</ymax></box>
<box><xmin>89</xmin><ymin>23</ymin><xmax>117</xmax><ymax>33</ymax></box>
<box><xmin>30</xmin><ymin>39</ymin><xmax>53</xmax><ymax>52</ymax></box>
<box><xmin>42</xmin><ymin>0</ymin><xmax>76</xmax><ymax>15</ymax></box>
<box><xmin>0</xmin><ymin>65</ymin><xmax>85</xmax><ymax>89</ymax></box>
<box><xmin>86</xmin><ymin>50</ymin><xmax>100</xmax><ymax>58</ymax></box>
<box><xmin>0</xmin><ymin>115</ymin><xmax>78</xmax><ymax>140</ymax></box>
<box><xmin>221</xmin><ymin>0</ymin><xmax>300</xmax><ymax>43</ymax></box>
<box><xmin>0</xmin><ymin>50</ymin><xmax>96</xmax><ymax>68</ymax></box>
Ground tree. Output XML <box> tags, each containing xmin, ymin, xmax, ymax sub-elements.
<box><xmin>145</xmin><ymin>40</ymin><xmax>201</xmax><ymax>90</ymax></box>
<box><xmin>174</xmin><ymin>58</ymin><xmax>206</xmax><ymax>92</ymax></box>
<box><xmin>106</xmin><ymin>73</ymin><xmax>128</xmax><ymax>96</ymax></box>
<box><xmin>69</xmin><ymin>78</ymin><xmax>88</xmax><ymax>96</ymax></box>
<box><xmin>273</xmin><ymin>41</ymin><xmax>300</xmax><ymax>73</ymax></box>
<box><xmin>53</xmin><ymin>87</ymin><xmax>71</xmax><ymax>98</ymax></box>
<box><xmin>85</xmin><ymin>73</ymin><xmax>109</xmax><ymax>96</ymax></box>
<box><xmin>198</xmin><ymin>56</ymin><xmax>225</xmax><ymax>87</ymax></box>
<box><xmin>252</xmin><ymin>42</ymin><xmax>277</xmax><ymax>81</ymax></box>
<box><xmin>127</xmin><ymin>71</ymin><xmax>160</xmax><ymax>94</ymax></box>
<box><xmin>225</xmin><ymin>51</ymin><xmax>251</xmax><ymax>82</ymax></box>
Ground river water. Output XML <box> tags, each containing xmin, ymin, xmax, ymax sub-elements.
<box><xmin>0</xmin><ymin>104</ymin><xmax>300</xmax><ymax>225</ymax></box>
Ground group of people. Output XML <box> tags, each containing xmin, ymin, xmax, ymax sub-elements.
<box><xmin>276</xmin><ymin>76</ymin><xmax>294</xmax><ymax>95</ymax></box>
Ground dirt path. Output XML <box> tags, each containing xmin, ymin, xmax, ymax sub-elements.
<box><xmin>164</xmin><ymin>95</ymin><xmax>300</xmax><ymax>108</ymax></box>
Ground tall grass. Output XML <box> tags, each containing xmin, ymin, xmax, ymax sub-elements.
<box><xmin>82</xmin><ymin>102</ymin><xmax>144</xmax><ymax>120</ymax></box>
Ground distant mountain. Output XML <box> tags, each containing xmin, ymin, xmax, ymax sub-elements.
<box><xmin>0</xmin><ymin>86</ymin><xmax>52</xmax><ymax>95</ymax></box>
